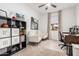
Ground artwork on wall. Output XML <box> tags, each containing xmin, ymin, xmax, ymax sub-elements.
<box><xmin>31</xmin><ymin>17</ymin><xmax>38</xmax><ymax>30</ymax></box>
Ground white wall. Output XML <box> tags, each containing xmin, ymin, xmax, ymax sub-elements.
<box><xmin>76</xmin><ymin>4</ymin><xmax>79</xmax><ymax>25</ymax></box>
<box><xmin>0</xmin><ymin>3</ymin><xmax>39</xmax><ymax>32</ymax></box>
<box><xmin>61</xmin><ymin>7</ymin><xmax>76</xmax><ymax>32</ymax></box>
<box><xmin>39</xmin><ymin>6</ymin><xmax>77</xmax><ymax>33</ymax></box>
<box><xmin>39</xmin><ymin>13</ymin><xmax>48</xmax><ymax>33</ymax></box>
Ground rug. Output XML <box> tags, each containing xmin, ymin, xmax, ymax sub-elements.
<box><xmin>12</xmin><ymin>47</ymin><xmax>66</xmax><ymax>56</ymax></box>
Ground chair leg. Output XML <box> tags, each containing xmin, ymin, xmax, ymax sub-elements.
<box><xmin>58</xmin><ymin>44</ymin><xmax>64</xmax><ymax>46</ymax></box>
<box><xmin>61</xmin><ymin>45</ymin><xmax>66</xmax><ymax>49</ymax></box>
<box><xmin>61</xmin><ymin>45</ymin><xmax>64</xmax><ymax>49</ymax></box>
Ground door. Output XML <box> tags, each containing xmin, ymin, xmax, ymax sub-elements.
<box><xmin>49</xmin><ymin>12</ymin><xmax>59</xmax><ymax>40</ymax></box>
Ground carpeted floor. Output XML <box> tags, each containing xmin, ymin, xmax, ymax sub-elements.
<box><xmin>12</xmin><ymin>40</ymin><xmax>67</xmax><ymax>56</ymax></box>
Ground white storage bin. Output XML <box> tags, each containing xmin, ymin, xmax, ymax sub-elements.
<box><xmin>72</xmin><ymin>44</ymin><xmax>79</xmax><ymax>56</ymax></box>
<box><xmin>12</xmin><ymin>28</ymin><xmax>19</xmax><ymax>36</ymax></box>
<box><xmin>0</xmin><ymin>38</ymin><xmax>11</xmax><ymax>49</ymax></box>
<box><xmin>20</xmin><ymin>35</ymin><xmax>25</xmax><ymax>42</ymax></box>
<box><xmin>12</xmin><ymin>36</ymin><xmax>20</xmax><ymax>45</ymax></box>
<box><xmin>0</xmin><ymin>28</ymin><xmax>10</xmax><ymax>38</ymax></box>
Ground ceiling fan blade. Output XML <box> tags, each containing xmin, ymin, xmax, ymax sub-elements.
<box><xmin>45</xmin><ymin>7</ymin><xmax>48</xmax><ymax>10</ymax></box>
<box><xmin>51</xmin><ymin>4</ymin><xmax>56</xmax><ymax>8</ymax></box>
<box><xmin>38</xmin><ymin>4</ymin><xmax>46</xmax><ymax>8</ymax></box>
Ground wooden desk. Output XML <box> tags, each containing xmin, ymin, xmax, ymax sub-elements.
<box><xmin>64</xmin><ymin>34</ymin><xmax>79</xmax><ymax>56</ymax></box>
<box><xmin>65</xmin><ymin>35</ymin><xmax>79</xmax><ymax>44</ymax></box>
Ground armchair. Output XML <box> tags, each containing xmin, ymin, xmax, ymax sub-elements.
<box><xmin>28</xmin><ymin>30</ymin><xmax>42</xmax><ymax>44</ymax></box>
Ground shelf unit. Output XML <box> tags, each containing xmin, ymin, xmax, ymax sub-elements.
<box><xmin>0</xmin><ymin>16</ymin><xmax>27</xmax><ymax>56</ymax></box>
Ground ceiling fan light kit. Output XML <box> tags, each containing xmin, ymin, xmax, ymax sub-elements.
<box><xmin>38</xmin><ymin>3</ymin><xmax>56</xmax><ymax>10</ymax></box>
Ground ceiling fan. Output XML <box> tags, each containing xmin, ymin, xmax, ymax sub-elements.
<box><xmin>38</xmin><ymin>3</ymin><xmax>56</xmax><ymax>10</ymax></box>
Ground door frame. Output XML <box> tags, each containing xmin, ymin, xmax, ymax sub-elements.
<box><xmin>47</xmin><ymin>11</ymin><xmax>61</xmax><ymax>40</ymax></box>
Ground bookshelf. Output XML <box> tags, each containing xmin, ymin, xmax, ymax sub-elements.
<box><xmin>0</xmin><ymin>16</ymin><xmax>27</xmax><ymax>56</ymax></box>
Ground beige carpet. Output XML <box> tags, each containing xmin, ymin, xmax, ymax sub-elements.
<box><xmin>12</xmin><ymin>47</ymin><xmax>65</xmax><ymax>56</ymax></box>
<box><xmin>12</xmin><ymin>40</ymin><xmax>66</xmax><ymax>56</ymax></box>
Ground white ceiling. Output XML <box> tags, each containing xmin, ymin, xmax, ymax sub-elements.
<box><xmin>26</xmin><ymin>3</ymin><xmax>78</xmax><ymax>13</ymax></box>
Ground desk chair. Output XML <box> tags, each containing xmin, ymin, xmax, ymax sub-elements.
<box><xmin>58</xmin><ymin>32</ymin><xmax>67</xmax><ymax>49</ymax></box>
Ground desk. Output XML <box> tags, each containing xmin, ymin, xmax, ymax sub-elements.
<box><xmin>64</xmin><ymin>35</ymin><xmax>79</xmax><ymax>56</ymax></box>
<box><xmin>65</xmin><ymin>35</ymin><xmax>79</xmax><ymax>44</ymax></box>
<box><xmin>62</xmin><ymin>32</ymin><xmax>69</xmax><ymax>37</ymax></box>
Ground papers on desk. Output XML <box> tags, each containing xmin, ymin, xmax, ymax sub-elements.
<box><xmin>64</xmin><ymin>34</ymin><xmax>69</xmax><ymax>35</ymax></box>
<box><xmin>63</xmin><ymin>33</ymin><xmax>79</xmax><ymax>36</ymax></box>
<box><xmin>63</xmin><ymin>34</ymin><xmax>69</xmax><ymax>37</ymax></box>
<box><xmin>75</xmin><ymin>34</ymin><xmax>79</xmax><ymax>36</ymax></box>
<box><xmin>70</xmin><ymin>34</ymin><xmax>79</xmax><ymax>36</ymax></box>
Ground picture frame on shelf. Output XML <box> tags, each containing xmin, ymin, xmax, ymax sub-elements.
<box><xmin>9</xmin><ymin>12</ymin><xmax>25</xmax><ymax>21</ymax></box>
<box><xmin>16</xmin><ymin>13</ymin><xmax>25</xmax><ymax>21</ymax></box>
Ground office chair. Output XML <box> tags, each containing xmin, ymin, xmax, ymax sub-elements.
<box><xmin>58</xmin><ymin>32</ymin><xmax>67</xmax><ymax>49</ymax></box>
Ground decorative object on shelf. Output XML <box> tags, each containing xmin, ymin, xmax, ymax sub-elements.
<box><xmin>9</xmin><ymin>12</ymin><xmax>16</xmax><ymax>19</ymax></box>
<box><xmin>12</xmin><ymin>16</ymin><xmax>16</xmax><ymax>20</ymax></box>
<box><xmin>0</xmin><ymin>9</ymin><xmax>8</xmax><ymax>28</ymax></box>
<box><xmin>0</xmin><ymin>20</ymin><xmax>9</xmax><ymax>28</ymax></box>
<box><xmin>20</xmin><ymin>28</ymin><xmax>26</xmax><ymax>35</ymax></box>
<box><xmin>0</xmin><ymin>22</ymin><xmax>9</xmax><ymax>28</ymax></box>
<box><xmin>16</xmin><ymin>13</ymin><xmax>25</xmax><ymax>20</ymax></box>
<box><xmin>9</xmin><ymin>12</ymin><xmax>25</xmax><ymax>21</ymax></box>
<box><xmin>0</xmin><ymin>20</ymin><xmax>8</xmax><ymax>28</ymax></box>
<box><xmin>20</xmin><ymin>22</ymin><xmax>26</xmax><ymax>35</ymax></box>
<box><xmin>12</xmin><ymin>21</ymin><xmax>16</xmax><ymax>28</ymax></box>
<box><xmin>31</xmin><ymin>17</ymin><xmax>38</xmax><ymax>30</ymax></box>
